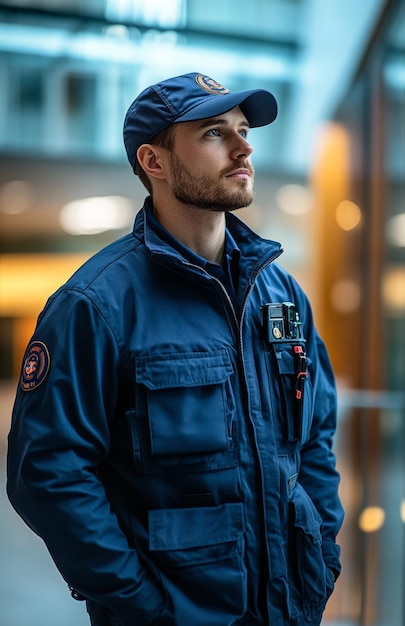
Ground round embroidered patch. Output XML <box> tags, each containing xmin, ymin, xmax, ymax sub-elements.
<box><xmin>20</xmin><ymin>341</ymin><xmax>50</xmax><ymax>391</ymax></box>
<box><xmin>195</xmin><ymin>74</ymin><xmax>230</xmax><ymax>95</ymax></box>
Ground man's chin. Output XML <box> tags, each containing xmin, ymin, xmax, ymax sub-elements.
<box><xmin>232</xmin><ymin>194</ymin><xmax>254</xmax><ymax>211</ymax></box>
<box><xmin>175</xmin><ymin>190</ymin><xmax>254</xmax><ymax>212</ymax></box>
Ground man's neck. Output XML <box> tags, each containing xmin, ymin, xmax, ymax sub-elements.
<box><xmin>152</xmin><ymin>199</ymin><xmax>226</xmax><ymax>265</ymax></box>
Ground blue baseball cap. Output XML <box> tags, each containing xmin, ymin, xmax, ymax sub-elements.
<box><xmin>123</xmin><ymin>72</ymin><xmax>278</xmax><ymax>170</ymax></box>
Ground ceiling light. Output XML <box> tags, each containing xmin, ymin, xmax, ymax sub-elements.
<box><xmin>386</xmin><ymin>213</ymin><xmax>405</xmax><ymax>247</ymax></box>
<box><xmin>275</xmin><ymin>184</ymin><xmax>313</xmax><ymax>216</ymax></box>
<box><xmin>60</xmin><ymin>196</ymin><xmax>134</xmax><ymax>235</ymax></box>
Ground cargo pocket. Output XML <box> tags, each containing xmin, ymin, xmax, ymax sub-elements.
<box><xmin>266</xmin><ymin>344</ymin><xmax>314</xmax><ymax>452</ymax></box>
<box><xmin>287</xmin><ymin>484</ymin><xmax>334</xmax><ymax>621</ymax></box>
<box><xmin>131</xmin><ymin>349</ymin><xmax>238</xmax><ymax>473</ymax></box>
<box><xmin>148</xmin><ymin>502</ymin><xmax>247</xmax><ymax>623</ymax></box>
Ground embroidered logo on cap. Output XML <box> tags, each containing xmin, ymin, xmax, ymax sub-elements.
<box><xmin>195</xmin><ymin>74</ymin><xmax>230</xmax><ymax>95</ymax></box>
<box><xmin>20</xmin><ymin>341</ymin><xmax>50</xmax><ymax>391</ymax></box>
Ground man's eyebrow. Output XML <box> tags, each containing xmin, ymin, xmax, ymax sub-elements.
<box><xmin>195</xmin><ymin>117</ymin><xmax>250</xmax><ymax>130</ymax></box>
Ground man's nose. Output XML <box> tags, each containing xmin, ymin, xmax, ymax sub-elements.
<box><xmin>231</xmin><ymin>134</ymin><xmax>253</xmax><ymax>160</ymax></box>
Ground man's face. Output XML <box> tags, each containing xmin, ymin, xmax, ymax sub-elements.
<box><xmin>166</xmin><ymin>107</ymin><xmax>255</xmax><ymax>212</ymax></box>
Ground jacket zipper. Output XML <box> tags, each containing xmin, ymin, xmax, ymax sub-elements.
<box><xmin>170</xmin><ymin>251</ymin><xmax>282</xmax><ymax>625</ymax></box>
<box><xmin>237</xmin><ymin>251</ymin><xmax>283</xmax><ymax>622</ymax></box>
<box><xmin>238</xmin><ymin>251</ymin><xmax>283</xmax><ymax>352</ymax></box>
<box><xmin>180</xmin><ymin>248</ymin><xmax>283</xmax><ymax>337</ymax></box>
<box><xmin>180</xmin><ymin>261</ymin><xmax>240</xmax><ymax>329</ymax></box>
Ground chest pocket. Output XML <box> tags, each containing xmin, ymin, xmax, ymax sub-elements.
<box><xmin>131</xmin><ymin>349</ymin><xmax>238</xmax><ymax>474</ymax></box>
<box><xmin>266</xmin><ymin>343</ymin><xmax>314</xmax><ymax>453</ymax></box>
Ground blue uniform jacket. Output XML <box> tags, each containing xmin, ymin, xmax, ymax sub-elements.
<box><xmin>7</xmin><ymin>200</ymin><xmax>344</xmax><ymax>625</ymax></box>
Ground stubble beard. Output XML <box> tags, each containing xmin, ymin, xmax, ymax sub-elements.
<box><xmin>169</xmin><ymin>152</ymin><xmax>255</xmax><ymax>212</ymax></box>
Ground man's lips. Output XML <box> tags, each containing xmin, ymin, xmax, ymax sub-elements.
<box><xmin>226</xmin><ymin>168</ymin><xmax>252</xmax><ymax>178</ymax></box>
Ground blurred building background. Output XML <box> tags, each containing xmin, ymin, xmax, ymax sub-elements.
<box><xmin>0</xmin><ymin>0</ymin><xmax>404</xmax><ymax>624</ymax></box>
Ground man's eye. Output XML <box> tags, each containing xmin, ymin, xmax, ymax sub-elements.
<box><xmin>239</xmin><ymin>129</ymin><xmax>248</xmax><ymax>138</ymax></box>
<box><xmin>206</xmin><ymin>128</ymin><xmax>220</xmax><ymax>137</ymax></box>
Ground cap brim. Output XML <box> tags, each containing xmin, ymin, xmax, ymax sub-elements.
<box><xmin>175</xmin><ymin>89</ymin><xmax>277</xmax><ymax>127</ymax></box>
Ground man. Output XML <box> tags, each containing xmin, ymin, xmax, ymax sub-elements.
<box><xmin>7</xmin><ymin>72</ymin><xmax>344</xmax><ymax>625</ymax></box>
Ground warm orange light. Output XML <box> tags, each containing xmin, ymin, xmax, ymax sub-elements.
<box><xmin>335</xmin><ymin>200</ymin><xmax>362</xmax><ymax>231</ymax></box>
<box><xmin>382</xmin><ymin>267</ymin><xmax>405</xmax><ymax>311</ymax></box>
<box><xmin>0</xmin><ymin>254</ymin><xmax>90</xmax><ymax>317</ymax></box>
<box><xmin>330</xmin><ymin>279</ymin><xmax>361</xmax><ymax>313</ymax></box>
<box><xmin>311</xmin><ymin>122</ymin><xmax>351</xmax><ymax>199</ymax></box>
<box><xmin>0</xmin><ymin>179</ymin><xmax>34</xmax><ymax>214</ymax></box>
<box><xmin>358</xmin><ymin>506</ymin><xmax>385</xmax><ymax>533</ymax></box>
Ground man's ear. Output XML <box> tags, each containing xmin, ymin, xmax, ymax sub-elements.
<box><xmin>136</xmin><ymin>144</ymin><xmax>166</xmax><ymax>181</ymax></box>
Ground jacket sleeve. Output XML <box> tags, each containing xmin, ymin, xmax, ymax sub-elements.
<box><xmin>6</xmin><ymin>288</ymin><xmax>170</xmax><ymax>625</ymax></box>
<box><xmin>298</xmin><ymin>296</ymin><xmax>344</xmax><ymax>578</ymax></box>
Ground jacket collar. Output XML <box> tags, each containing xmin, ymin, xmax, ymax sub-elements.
<box><xmin>133</xmin><ymin>197</ymin><xmax>283</xmax><ymax>271</ymax></box>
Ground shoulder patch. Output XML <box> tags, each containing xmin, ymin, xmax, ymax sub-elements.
<box><xmin>20</xmin><ymin>341</ymin><xmax>51</xmax><ymax>391</ymax></box>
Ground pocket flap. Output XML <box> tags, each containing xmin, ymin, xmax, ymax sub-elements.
<box><xmin>149</xmin><ymin>502</ymin><xmax>244</xmax><ymax>551</ymax></box>
<box><xmin>291</xmin><ymin>483</ymin><xmax>322</xmax><ymax>542</ymax></box>
<box><xmin>136</xmin><ymin>349</ymin><xmax>233</xmax><ymax>390</ymax></box>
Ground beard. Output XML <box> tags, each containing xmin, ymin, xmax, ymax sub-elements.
<box><xmin>169</xmin><ymin>152</ymin><xmax>255</xmax><ymax>212</ymax></box>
